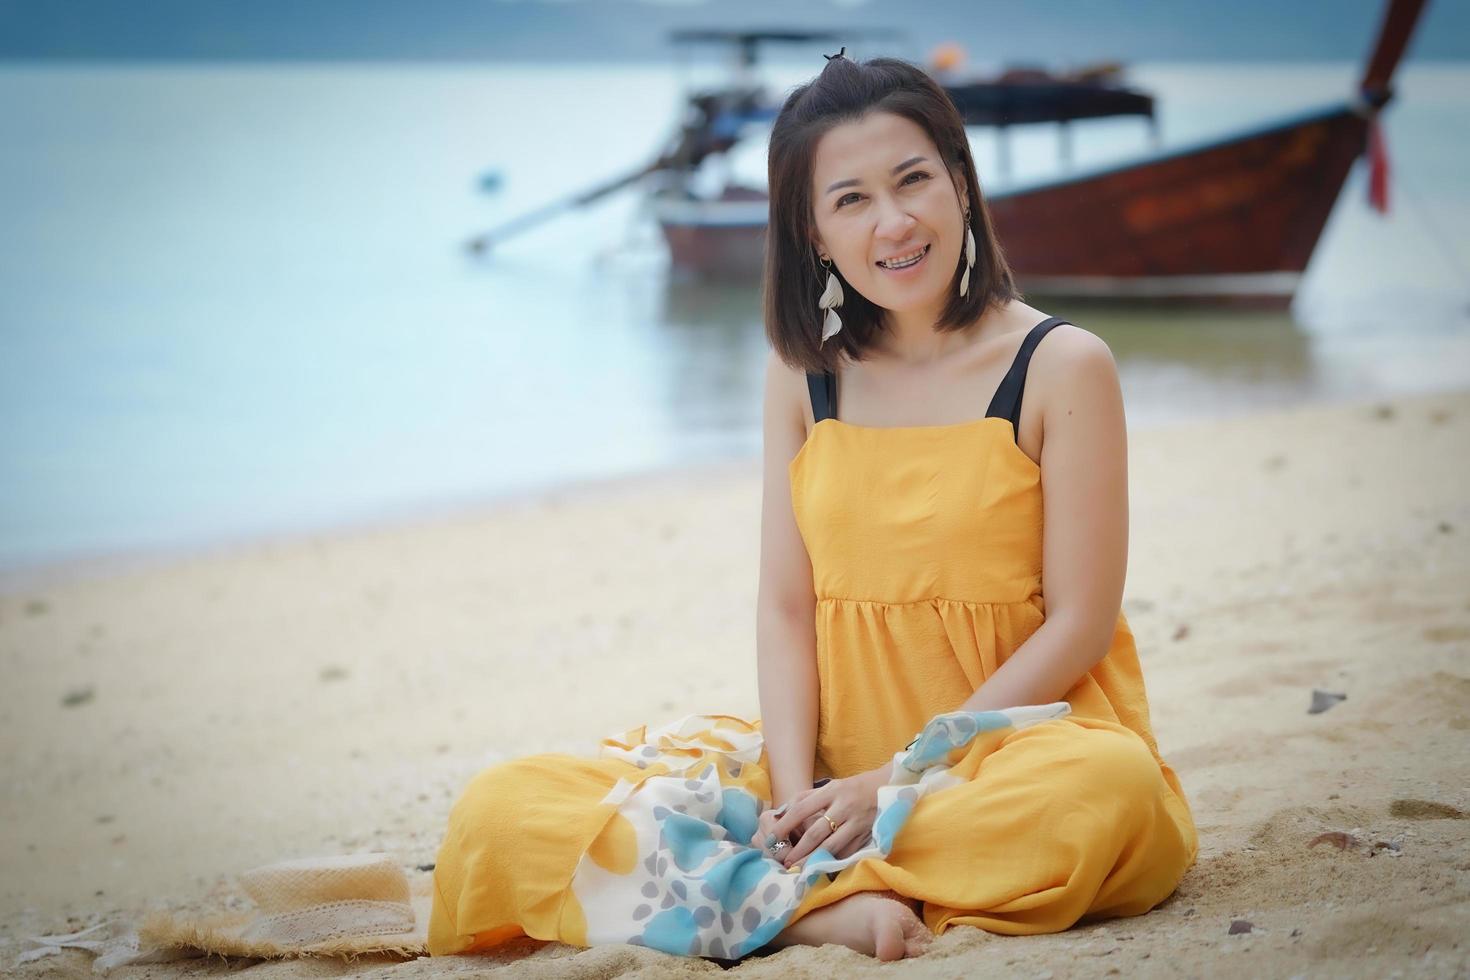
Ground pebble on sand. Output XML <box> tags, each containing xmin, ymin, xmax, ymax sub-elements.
<box><xmin>1308</xmin><ymin>689</ymin><xmax>1347</xmax><ymax>714</ymax></box>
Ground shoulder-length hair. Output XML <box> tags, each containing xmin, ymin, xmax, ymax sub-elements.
<box><xmin>763</xmin><ymin>54</ymin><xmax>1020</xmax><ymax>374</ymax></box>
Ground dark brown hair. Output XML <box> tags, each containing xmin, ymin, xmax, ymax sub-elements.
<box><xmin>762</xmin><ymin>53</ymin><xmax>1020</xmax><ymax>373</ymax></box>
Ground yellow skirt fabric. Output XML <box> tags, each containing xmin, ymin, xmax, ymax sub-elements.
<box><xmin>427</xmin><ymin>706</ymin><xmax>1197</xmax><ymax>956</ymax></box>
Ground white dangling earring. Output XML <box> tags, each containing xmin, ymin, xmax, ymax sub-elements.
<box><xmin>959</xmin><ymin>207</ymin><xmax>976</xmax><ymax>298</ymax></box>
<box><xmin>817</xmin><ymin>255</ymin><xmax>844</xmax><ymax>344</ymax></box>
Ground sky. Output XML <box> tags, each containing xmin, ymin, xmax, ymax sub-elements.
<box><xmin>1</xmin><ymin>0</ymin><xmax>1465</xmax><ymax>63</ymax></box>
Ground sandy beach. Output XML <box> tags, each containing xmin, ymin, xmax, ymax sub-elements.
<box><xmin>1</xmin><ymin>386</ymin><xmax>1467</xmax><ymax>979</ymax></box>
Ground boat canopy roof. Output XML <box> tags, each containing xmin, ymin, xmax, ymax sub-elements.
<box><xmin>946</xmin><ymin>80</ymin><xmax>1155</xmax><ymax>126</ymax></box>
<box><xmin>666</xmin><ymin>28</ymin><xmax>1155</xmax><ymax>127</ymax></box>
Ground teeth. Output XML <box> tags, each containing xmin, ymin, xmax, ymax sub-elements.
<box><xmin>879</xmin><ymin>246</ymin><xmax>927</xmax><ymax>269</ymax></box>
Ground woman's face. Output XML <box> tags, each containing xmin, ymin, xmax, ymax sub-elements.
<box><xmin>808</xmin><ymin>111</ymin><xmax>969</xmax><ymax>314</ymax></box>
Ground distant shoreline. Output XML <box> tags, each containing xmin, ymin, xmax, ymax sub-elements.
<box><xmin>5</xmin><ymin>382</ymin><xmax>1464</xmax><ymax>598</ymax></box>
<box><xmin>0</xmin><ymin>452</ymin><xmax>760</xmax><ymax>597</ymax></box>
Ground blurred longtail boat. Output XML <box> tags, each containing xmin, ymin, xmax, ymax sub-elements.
<box><xmin>468</xmin><ymin>0</ymin><xmax>1427</xmax><ymax>309</ymax></box>
<box><xmin>651</xmin><ymin>1</ymin><xmax>1427</xmax><ymax>308</ymax></box>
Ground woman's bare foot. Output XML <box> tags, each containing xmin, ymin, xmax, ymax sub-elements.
<box><xmin>768</xmin><ymin>890</ymin><xmax>933</xmax><ymax>961</ymax></box>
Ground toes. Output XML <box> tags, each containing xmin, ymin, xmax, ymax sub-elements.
<box><xmin>905</xmin><ymin>930</ymin><xmax>934</xmax><ymax>957</ymax></box>
<box><xmin>875</xmin><ymin>895</ymin><xmax>931</xmax><ymax>960</ymax></box>
<box><xmin>872</xmin><ymin>918</ymin><xmax>906</xmax><ymax>962</ymax></box>
<box><xmin>901</xmin><ymin>914</ymin><xmax>935</xmax><ymax>956</ymax></box>
<box><xmin>894</xmin><ymin>901</ymin><xmax>925</xmax><ymax>930</ymax></box>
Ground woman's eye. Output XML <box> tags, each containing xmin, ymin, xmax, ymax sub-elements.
<box><xmin>835</xmin><ymin>172</ymin><xmax>931</xmax><ymax>209</ymax></box>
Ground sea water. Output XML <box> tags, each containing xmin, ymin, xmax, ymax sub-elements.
<box><xmin>1</xmin><ymin>60</ymin><xmax>1467</xmax><ymax>575</ymax></box>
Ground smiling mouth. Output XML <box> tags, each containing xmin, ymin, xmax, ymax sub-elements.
<box><xmin>876</xmin><ymin>244</ymin><xmax>930</xmax><ymax>271</ymax></box>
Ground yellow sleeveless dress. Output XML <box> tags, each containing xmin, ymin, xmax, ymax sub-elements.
<box><xmin>427</xmin><ymin>319</ymin><xmax>1199</xmax><ymax>956</ymax></box>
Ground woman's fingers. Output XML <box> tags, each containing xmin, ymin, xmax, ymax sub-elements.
<box><xmin>751</xmin><ymin>809</ymin><xmax>789</xmax><ymax>851</ymax></box>
<box><xmin>830</xmin><ymin>821</ymin><xmax>872</xmax><ymax>859</ymax></box>
<box><xmin>770</xmin><ymin>789</ymin><xmax>831</xmax><ymax>842</ymax></box>
<box><xmin>754</xmin><ymin>792</ymin><xmax>838</xmax><ymax>856</ymax></box>
<box><xmin>753</xmin><ymin>807</ymin><xmax>817</xmax><ymax>852</ymax></box>
<box><xmin>753</xmin><ymin>803</ymin><xmax>872</xmax><ymax>866</ymax></box>
<box><xmin>780</xmin><ymin>812</ymin><xmax>833</xmax><ymax>866</ymax></box>
<box><xmin>783</xmin><ymin>812</ymin><xmax>874</xmax><ymax>866</ymax></box>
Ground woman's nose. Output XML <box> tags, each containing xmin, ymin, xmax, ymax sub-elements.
<box><xmin>872</xmin><ymin>195</ymin><xmax>917</xmax><ymax>240</ymax></box>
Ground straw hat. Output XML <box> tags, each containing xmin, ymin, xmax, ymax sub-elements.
<box><xmin>136</xmin><ymin>852</ymin><xmax>430</xmax><ymax>960</ymax></box>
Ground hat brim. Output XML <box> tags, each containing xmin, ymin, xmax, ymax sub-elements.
<box><xmin>135</xmin><ymin>882</ymin><xmax>432</xmax><ymax>961</ymax></box>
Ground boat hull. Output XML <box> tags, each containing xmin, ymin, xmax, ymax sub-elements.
<box><xmin>656</xmin><ymin>103</ymin><xmax>1372</xmax><ymax>307</ymax></box>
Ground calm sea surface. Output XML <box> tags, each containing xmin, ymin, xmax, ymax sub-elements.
<box><xmin>1</xmin><ymin>60</ymin><xmax>1468</xmax><ymax>577</ymax></box>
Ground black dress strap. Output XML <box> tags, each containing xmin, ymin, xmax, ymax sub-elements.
<box><xmin>985</xmin><ymin>316</ymin><xmax>1070</xmax><ymax>441</ymax></box>
<box><xmin>806</xmin><ymin>369</ymin><xmax>838</xmax><ymax>424</ymax></box>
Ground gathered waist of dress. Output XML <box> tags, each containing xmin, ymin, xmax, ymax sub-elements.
<box><xmin>816</xmin><ymin>591</ymin><xmax>1043</xmax><ymax>608</ymax></box>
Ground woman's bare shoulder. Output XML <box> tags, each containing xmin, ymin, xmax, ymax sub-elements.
<box><xmin>1018</xmin><ymin>318</ymin><xmax>1121</xmax><ymax>459</ymax></box>
<box><xmin>1034</xmin><ymin>320</ymin><xmax>1115</xmax><ymax>370</ymax></box>
<box><xmin>1030</xmin><ymin>322</ymin><xmax>1123</xmax><ymax>443</ymax></box>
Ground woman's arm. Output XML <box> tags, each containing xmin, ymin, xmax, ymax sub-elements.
<box><xmin>755</xmin><ymin>349</ymin><xmax>820</xmax><ymax>807</ymax></box>
<box><xmin>962</xmin><ymin>325</ymin><xmax>1129</xmax><ymax>713</ymax></box>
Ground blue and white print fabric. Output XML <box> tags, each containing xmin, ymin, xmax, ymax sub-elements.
<box><xmin>568</xmin><ymin>702</ymin><xmax>1072</xmax><ymax>959</ymax></box>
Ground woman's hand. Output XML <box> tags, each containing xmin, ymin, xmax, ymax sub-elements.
<box><xmin>750</xmin><ymin>788</ymin><xmax>823</xmax><ymax>856</ymax></box>
<box><xmin>766</xmin><ymin>769</ymin><xmax>885</xmax><ymax>868</ymax></box>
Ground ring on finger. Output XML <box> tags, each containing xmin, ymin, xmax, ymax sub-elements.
<box><xmin>821</xmin><ymin>811</ymin><xmax>839</xmax><ymax>833</ymax></box>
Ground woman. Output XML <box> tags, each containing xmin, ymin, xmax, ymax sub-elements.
<box><xmin>427</xmin><ymin>53</ymin><xmax>1198</xmax><ymax>964</ymax></box>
